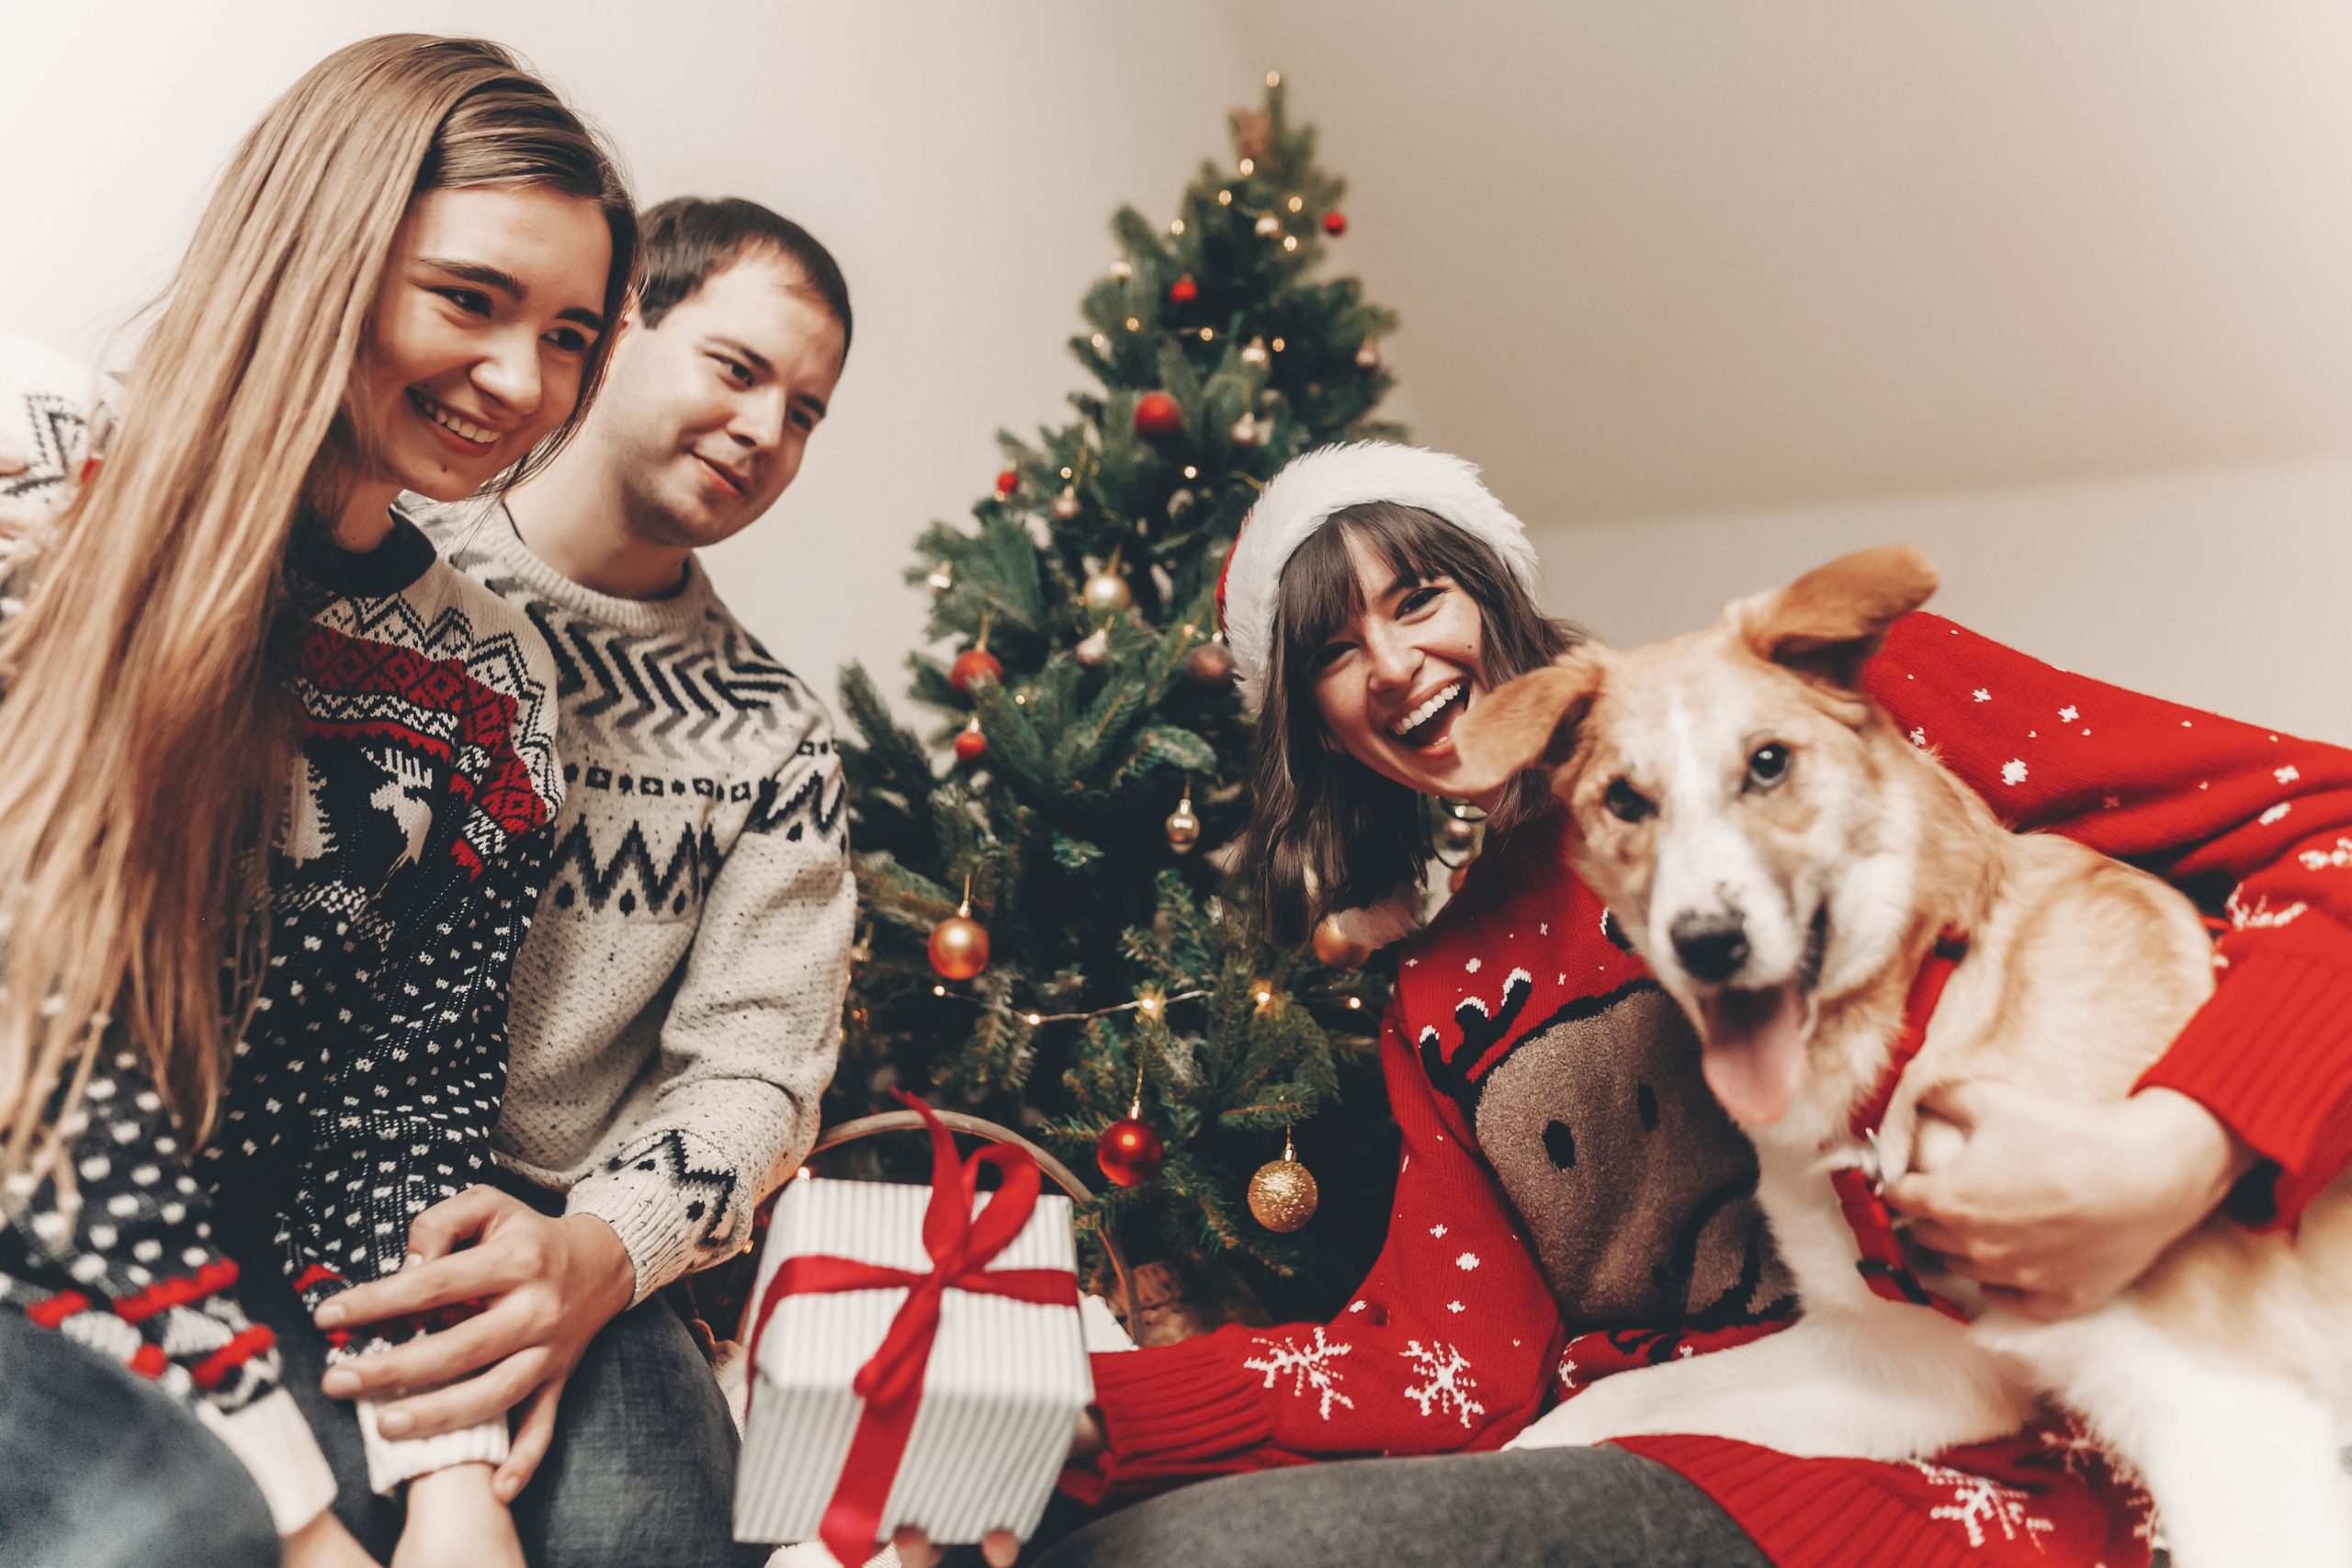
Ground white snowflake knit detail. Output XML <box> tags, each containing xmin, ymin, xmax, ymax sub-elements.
<box><xmin>1244</xmin><ymin>1327</ymin><xmax>1356</xmax><ymax>1419</ymax></box>
<box><xmin>1399</xmin><ymin>1340</ymin><xmax>1486</xmax><ymax>1427</ymax></box>
<box><xmin>1906</xmin><ymin>1461</ymin><xmax>2055</xmax><ymax>1550</ymax></box>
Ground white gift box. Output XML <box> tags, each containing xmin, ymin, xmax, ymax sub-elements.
<box><xmin>734</xmin><ymin>1175</ymin><xmax>1094</xmax><ymax>1551</ymax></box>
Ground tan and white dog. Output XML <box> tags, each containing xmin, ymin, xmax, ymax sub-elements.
<box><xmin>1448</xmin><ymin>546</ymin><xmax>2352</xmax><ymax>1568</ymax></box>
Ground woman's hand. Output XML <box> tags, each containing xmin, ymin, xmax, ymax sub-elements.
<box><xmin>1885</xmin><ymin>1082</ymin><xmax>2253</xmax><ymax>1320</ymax></box>
<box><xmin>281</xmin><ymin>1508</ymin><xmax>383</xmax><ymax>1568</ymax></box>
<box><xmin>391</xmin><ymin>1462</ymin><xmax>525</xmax><ymax>1568</ymax></box>
<box><xmin>885</xmin><ymin>1410</ymin><xmax>1104</xmax><ymax>1567</ymax></box>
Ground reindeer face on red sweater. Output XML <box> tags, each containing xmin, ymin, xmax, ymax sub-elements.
<box><xmin>1453</xmin><ymin>547</ymin><xmax>1942</xmax><ymax>1129</ymax></box>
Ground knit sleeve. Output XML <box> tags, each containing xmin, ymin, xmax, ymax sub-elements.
<box><xmin>564</xmin><ymin>710</ymin><xmax>854</xmax><ymax>1302</ymax></box>
<box><xmin>1871</xmin><ymin>613</ymin><xmax>2352</xmax><ymax>1228</ymax></box>
<box><xmin>1064</xmin><ymin>1002</ymin><xmax>1564</xmax><ymax>1502</ymax></box>
<box><xmin>1</xmin><ymin>1040</ymin><xmax>335</xmax><ymax>1534</ymax></box>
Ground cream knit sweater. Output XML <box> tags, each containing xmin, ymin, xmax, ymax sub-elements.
<box><xmin>422</xmin><ymin>502</ymin><xmax>854</xmax><ymax>1301</ymax></box>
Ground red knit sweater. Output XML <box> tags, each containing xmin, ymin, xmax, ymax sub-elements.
<box><xmin>1067</xmin><ymin>614</ymin><xmax>2352</xmax><ymax>1568</ymax></box>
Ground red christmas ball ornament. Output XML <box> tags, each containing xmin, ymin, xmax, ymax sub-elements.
<box><xmin>1133</xmin><ymin>391</ymin><xmax>1184</xmax><ymax>437</ymax></box>
<box><xmin>1096</xmin><ymin>1115</ymin><xmax>1166</xmax><ymax>1187</ymax></box>
<box><xmin>1169</xmin><ymin>274</ymin><xmax>1200</xmax><ymax>306</ymax></box>
<box><xmin>994</xmin><ymin>468</ymin><xmax>1019</xmax><ymax>499</ymax></box>
<box><xmin>954</xmin><ymin>717</ymin><xmax>988</xmax><ymax>763</ymax></box>
<box><xmin>1322</xmin><ymin>210</ymin><xmax>1348</xmax><ymax>237</ymax></box>
<box><xmin>949</xmin><ymin>646</ymin><xmax>1003</xmax><ymax>693</ymax></box>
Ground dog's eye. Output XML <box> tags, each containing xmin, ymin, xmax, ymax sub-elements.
<box><xmin>1747</xmin><ymin>743</ymin><xmax>1792</xmax><ymax>789</ymax></box>
<box><xmin>1603</xmin><ymin>778</ymin><xmax>1654</xmax><ymax>823</ymax></box>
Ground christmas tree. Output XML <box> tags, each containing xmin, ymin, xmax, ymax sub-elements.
<box><xmin>833</xmin><ymin>76</ymin><xmax>1411</xmax><ymax>1329</ymax></box>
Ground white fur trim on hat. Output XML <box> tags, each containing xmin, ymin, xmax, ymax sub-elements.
<box><xmin>1219</xmin><ymin>442</ymin><xmax>1541</xmax><ymax>711</ymax></box>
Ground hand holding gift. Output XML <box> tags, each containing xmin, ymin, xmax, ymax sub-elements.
<box><xmin>737</xmin><ymin>1092</ymin><xmax>1095</xmax><ymax>1566</ymax></box>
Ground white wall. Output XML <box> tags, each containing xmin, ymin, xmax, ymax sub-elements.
<box><xmin>1540</xmin><ymin>457</ymin><xmax>2352</xmax><ymax>744</ymax></box>
<box><xmin>0</xmin><ymin>1</ymin><xmax>1266</xmax><ymax>708</ymax></box>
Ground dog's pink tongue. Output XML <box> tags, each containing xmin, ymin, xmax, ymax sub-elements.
<box><xmin>1697</xmin><ymin>984</ymin><xmax>1809</xmax><ymax>1127</ymax></box>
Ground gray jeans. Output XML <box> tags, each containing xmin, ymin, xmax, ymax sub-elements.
<box><xmin>1035</xmin><ymin>1444</ymin><xmax>1770</xmax><ymax>1568</ymax></box>
<box><xmin>0</xmin><ymin>1310</ymin><xmax>278</xmax><ymax>1568</ymax></box>
<box><xmin>234</xmin><ymin>1231</ymin><xmax>763</xmax><ymax>1568</ymax></box>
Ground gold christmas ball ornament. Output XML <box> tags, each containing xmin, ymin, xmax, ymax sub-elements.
<box><xmin>1311</xmin><ymin>914</ymin><xmax>1373</xmax><ymax>969</ymax></box>
<box><xmin>1255</xmin><ymin>214</ymin><xmax>1282</xmax><ymax>238</ymax></box>
<box><xmin>1165</xmin><ymin>791</ymin><xmax>1202</xmax><ymax>854</ymax></box>
<box><xmin>1080</xmin><ymin>566</ymin><xmax>1132</xmax><ymax>618</ymax></box>
<box><xmin>1108</xmin><ymin>259</ymin><xmax>1134</xmax><ymax>281</ymax></box>
<box><xmin>1355</xmin><ymin>339</ymin><xmax>1382</xmax><ymax>371</ymax></box>
<box><xmin>1241</xmin><ymin>336</ymin><xmax>1271</xmax><ymax>367</ymax></box>
<box><xmin>1075</xmin><ymin>626</ymin><xmax>1110</xmax><ymax>667</ymax></box>
<box><xmin>1051</xmin><ymin>487</ymin><xmax>1082</xmax><ymax>522</ymax></box>
<box><xmin>926</xmin><ymin>904</ymin><xmax>990</xmax><ymax>981</ymax></box>
<box><xmin>1230</xmin><ymin>415</ymin><xmax>1264</xmax><ymax>447</ymax></box>
<box><xmin>1248</xmin><ymin>1138</ymin><xmax>1319</xmax><ymax>1233</ymax></box>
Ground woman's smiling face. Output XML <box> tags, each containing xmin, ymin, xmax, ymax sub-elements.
<box><xmin>356</xmin><ymin>182</ymin><xmax>614</xmax><ymax>502</ymax></box>
<box><xmin>1309</xmin><ymin>529</ymin><xmax>1493</xmax><ymax>801</ymax></box>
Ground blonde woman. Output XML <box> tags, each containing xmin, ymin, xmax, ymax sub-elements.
<box><xmin>0</xmin><ymin>37</ymin><xmax>633</xmax><ymax>1568</ymax></box>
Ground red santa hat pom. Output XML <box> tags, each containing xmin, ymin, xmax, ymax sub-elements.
<box><xmin>1216</xmin><ymin>442</ymin><xmax>1542</xmax><ymax>712</ymax></box>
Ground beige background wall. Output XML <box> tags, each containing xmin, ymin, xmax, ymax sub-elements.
<box><xmin>6</xmin><ymin>2</ymin><xmax>2346</xmax><ymax>740</ymax></box>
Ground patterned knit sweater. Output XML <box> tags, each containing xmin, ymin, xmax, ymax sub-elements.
<box><xmin>1070</xmin><ymin>615</ymin><xmax>2352</xmax><ymax>1568</ymax></box>
<box><xmin>421</xmin><ymin>502</ymin><xmax>853</xmax><ymax>1302</ymax></box>
<box><xmin>1</xmin><ymin>502</ymin><xmax>563</xmax><ymax>1509</ymax></box>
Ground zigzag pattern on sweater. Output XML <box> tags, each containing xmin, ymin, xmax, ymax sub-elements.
<box><xmin>597</xmin><ymin>1128</ymin><xmax>740</xmax><ymax>1239</ymax></box>
<box><xmin>1</xmin><ymin>392</ymin><xmax>85</xmax><ymax>502</ymax></box>
<box><xmin>547</xmin><ymin>760</ymin><xmax>846</xmax><ymax>914</ymax></box>
<box><xmin>504</xmin><ymin>591</ymin><xmax>808</xmax><ymax>763</ymax></box>
<box><xmin>317</xmin><ymin>590</ymin><xmax>560</xmax><ymax>806</ymax></box>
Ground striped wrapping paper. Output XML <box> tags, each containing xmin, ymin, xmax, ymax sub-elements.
<box><xmin>734</xmin><ymin>1176</ymin><xmax>1093</xmax><ymax>1549</ymax></box>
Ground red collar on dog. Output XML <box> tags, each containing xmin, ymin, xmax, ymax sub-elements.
<box><xmin>1830</xmin><ymin>926</ymin><xmax>1971</xmax><ymax>1322</ymax></box>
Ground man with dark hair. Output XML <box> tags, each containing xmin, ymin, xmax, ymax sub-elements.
<box><xmin>307</xmin><ymin>197</ymin><xmax>857</xmax><ymax>1567</ymax></box>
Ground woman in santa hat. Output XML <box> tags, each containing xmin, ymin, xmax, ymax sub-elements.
<box><xmin>1026</xmin><ymin>441</ymin><xmax>2352</xmax><ymax>1567</ymax></box>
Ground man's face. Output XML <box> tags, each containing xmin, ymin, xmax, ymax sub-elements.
<box><xmin>597</xmin><ymin>250</ymin><xmax>845</xmax><ymax>550</ymax></box>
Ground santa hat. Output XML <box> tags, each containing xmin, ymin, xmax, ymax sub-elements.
<box><xmin>1216</xmin><ymin>442</ymin><xmax>1541</xmax><ymax>712</ymax></box>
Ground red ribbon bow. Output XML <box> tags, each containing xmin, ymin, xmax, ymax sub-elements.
<box><xmin>747</xmin><ymin>1091</ymin><xmax>1077</xmax><ymax>1567</ymax></box>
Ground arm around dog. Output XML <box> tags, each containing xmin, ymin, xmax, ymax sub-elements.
<box><xmin>1871</xmin><ymin>613</ymin><xmax>2352</xmax><ymax>1233</ymax></box>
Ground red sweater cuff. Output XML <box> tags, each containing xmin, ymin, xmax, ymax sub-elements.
<box><xmin>1064</xmin><ymin>1336</ymin><xmax>1274</xmax><ymax>1500</ymax></box>
<box><xmin>2137</xmin><ymin>948</ymin><xmax>2352</xmax><ymax>1229</ymax></box>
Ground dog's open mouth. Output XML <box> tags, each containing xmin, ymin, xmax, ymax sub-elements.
<box><xmin>1692</xmin><ymin>907</ymin><xmax>1828</xmax><ymax>1128</ymax></box>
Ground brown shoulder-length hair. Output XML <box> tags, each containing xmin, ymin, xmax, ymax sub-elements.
<box><xmin>1236</xmin><ymin>501</ymin><xmax>1581</xmax><ymax>948</ymax></box>
<box><xmin>0</xmin><ymin>35</ymin><xmax>637</xmax><ymax>1177</ymax></box>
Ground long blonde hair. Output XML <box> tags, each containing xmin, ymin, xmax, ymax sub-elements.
<box><xmin>0</xmin><ymin>35</ymin><xmax>637</xmax><ymax>1176</ymax></box>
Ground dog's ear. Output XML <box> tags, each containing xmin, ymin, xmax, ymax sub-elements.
<box><xmin>1450</xmin><ymin>648</ymin><xmax>1604</xmax><ymax>795</ymax></box>
<box><xmin>1736</xmin><ymin>545</ymin><xmax>1939</xmax><ymax>690</ymax></box>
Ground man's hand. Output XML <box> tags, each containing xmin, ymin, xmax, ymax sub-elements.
<box><xmin>282</xmin><ymin>1507</ymin><xmax>383</xmax><ymax>1568</ymax></box>
<box><xmin>1885</xmin><ymin>1083</ymin><xmax>2253</xmax><ymax>1321</ymax></box>
<box><xmin>315</xmin><ymin>1187</ymin><xmax>638</xmax><ymax>1500</ymax></box>
<box><xmin>391</xmin><ymin>1462</ymin><xmax>523</xmax><ymax>1568</ymax></box>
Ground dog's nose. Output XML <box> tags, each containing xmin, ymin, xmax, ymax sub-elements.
<box><xmin>1669</xmin><ymin>912</ymin><xmax>1750</xmax><ymax>983</ymax></box>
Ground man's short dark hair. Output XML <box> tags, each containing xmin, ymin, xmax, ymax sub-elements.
<box><xmin>634</xmin><ymin>197</ymin><xmax>853</xmax><ymax>357</ymax></box>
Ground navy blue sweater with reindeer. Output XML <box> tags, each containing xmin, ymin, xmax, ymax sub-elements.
<box><xmin>2</xmin><ymin>508</ymin><xmax>562</xmax><ymax>1506</ymax></box>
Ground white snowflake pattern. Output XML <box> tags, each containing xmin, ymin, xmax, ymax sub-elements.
<box><xmin>1973</xmin><ymin>688</ymin><xmax>1991</xmax><ymax>703</ymax></box>
<box><xmin>2276</xmin><ymin>764</ymin><xmax>2302</xmax><ymax>785</ymax></box>
<box><xmin>1907</xmin><ymin>727</ymin><xmax>1928</xmax><ymax>749</ymax></box>
<box><xmin>1455</xmin><ymin>1251</ymin><xmax>1481</xmax><ymax>1270</ymax></box>
<box><xmin>1464</xmin><ymin>957</ymin><xmax>1482</xmax><ymax>974</ymax></box>
<box><xmin>2001</xmin><ymin>759</ymin><xmax>2029</xmax><ymax>786</ymax></box>
<box><xmin>2228</xmin><ymin>890</ymin><xmax>2309</xmax><ymax>931</ymax></box>
<box><xmin>1907</xmin><ymin>1461</ymin><xmax>2057</xmax><ymax>1551</ymax></box>
<box><xmin>1400</xmin><ymin>1339</ymin><xmax>1486</xmax><ymax>1427</ymax></box>
<box><xmin>1447</xmin><ymin>1300</ymin><xmax>1464</xmax><ymax>1314</ymax></box>
<box><xmin>2299</xmin><ymin>837</ymin><xmax>2352</xmax><ymax>873</ymax></box>
<box><xmin>1430</xmin><ymin>1223</ymin><xmax>1449</xmax><ymax>1238</ymax></box>
<box><xmin>2058</xmin><ymin>705</ymin><xmax>2078</xmax><ymax>722</ymax></box>
<box><xmin>1244</xmin><ymin>1327</ymin><xmax>1356</xmax><ymax>1420</ymax></box>
<box><xmin>2259</xmin><ymin>802</ymin><xmax>2292</xmax><ymax>827</ymax></box>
